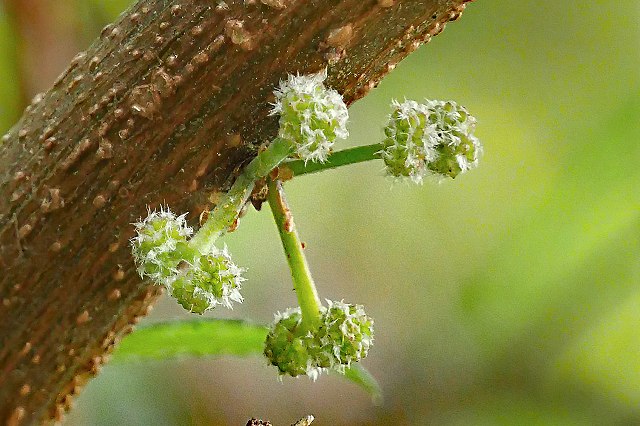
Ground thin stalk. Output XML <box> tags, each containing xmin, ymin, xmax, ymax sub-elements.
<box><xmin>283</xmin><ymin>143</ymin><xmax>383</xmax><ymax>177</ymax></box>
<box><xmin>189</xmin><ymin>138</ymin><xmax>292</xmax><ymax>252</ymax></box>
<box><xmin>267</xmin><ymin>178</ymin><xmax>322</xmax><ymax>329</ymax></box>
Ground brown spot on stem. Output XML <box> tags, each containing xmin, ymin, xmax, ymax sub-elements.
<box><xmin>76</xmin><ymin>310</ymin><xmax>91</xmax><ymax>325</ymax></box>
<box><xmin>225</xmin><ymin>20</ymin><xmax>254</xmax><ymax>50</ymax></box>
<box><xmin>19</xmin><ymin>342</ymin><xmax>31</xmax><ymax>356</ymax></box>
<box><xmin>19</xmin><ymin>384</ymin><xmax>31</xmax><ymax>397</ymax></box>
<box><xmin>261</xmin><ymin>0</ymin><xmax>288</xmax><ymax>8</ymax></box>
<box><xmin>92</xmin><ymin>195</ymin><xmax>107</xmax><ymax>209</ymax></box>
<box><xmin>108</xmin><ymin>289</ymin><xmax>121</xmax><ymax>301</ymax></box>
<box><xmin>7</xmin><ymin>406</ymin><xmax>25</xmax><ymax>426</ymax></box>
<box><xmin>326</xmin><ymin>24</ymin><xmax>353</xmax><ymax>49</ymax></box>
<box><xmin>18</xmin><ymin>224</ymin><xmax>33</xmax><ymax>240</ymax></box>
<box><xmin>113</xmin><ymin>269</ymin><xmax>125</xmax><ymax>281</ymax></box>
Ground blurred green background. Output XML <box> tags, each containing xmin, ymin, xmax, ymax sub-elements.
<box><xmin>2</xmin><ymin>1</ymin><xmax>639</xmax><ymax>424</ymax></box>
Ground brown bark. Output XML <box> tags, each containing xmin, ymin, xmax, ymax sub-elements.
<box><xmin>0</xmin><ymin>0</ymin><xmax>472</xmax><ymax>423</ymax></box>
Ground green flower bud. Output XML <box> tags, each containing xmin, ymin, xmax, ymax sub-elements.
<box><xmin>170</xmin><ymin>246</ymin><xmax>245</xmax><ymax>314</ymax></box>
<box><xmin>381</xmin><ymin>99</ymin><xmax>481</xmax><ymax>182</ymax></box>
<box><xmin>318</xmin><ymin>300</ymin><xmax>374</xmax><ymax>369</ymax></box>
<box><xmin>264</xmin><ymin>308</ymin><xmax>325</xmax><ymax>379</ymax></box>
<box><xmin>264</xmin><ymin>301</ymin><xmax>374</xmax><ymax>379</ymax></box>
<box><xmin>271</xmin><ymin>70</ymin><xmax>349</xmax><ymax>163</ymax></box>
<box><xmin>131</xmin><ymin>207</ymin><xmax>193</xmax><ymax>285</ymax></box>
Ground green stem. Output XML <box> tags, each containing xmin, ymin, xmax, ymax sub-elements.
<box><xmin>283</xmin><ymin>143</ymin><xmax>383</xmax><ymax>177</ymax></box>
<box><xmin>189</xmin><ymin>138</ymin><xmax>293</xmax><ymax>252</ymax></box>
<box><xmin>267</xmin><ymin>178</ymin><xmax>322</xmax><ymax>329</ymax></box>
<box><xmin>191</xmin><ymin>141</ymin><xmax>382</xmax><ymax>253</ymax></box>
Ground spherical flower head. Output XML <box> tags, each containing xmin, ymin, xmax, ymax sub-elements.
<box><xmin>381</xmin><ymin>99</ymin><xmax>481</xmax><ymax>182</ymax></box>
<box><xmin>271</xmin><ymin>69</ymin><xmax>349</xmax><ymax>163</ymax></box>
<box><xmin>264</xmin><ymin>308</ymin><xmax>325</xmax><ymax>379</ymax></box>
<box><xmin>318</xmin><ymin>300</ymin><xmax>374</xmax><ymax>368</ymax></box>
<box><xmin>131</xmin><ymin>207</ymin><xmax>192</xmax><ymax>284</ymax></box>
<box><xmin>264</xmin><ymin>302</ymin><xmax>374</xmax><ymax>379</ymax></box>
<box><xmin>170</xmin><ymin>246</ymin><xmax>244</xmax><ymax>314</ymax></box>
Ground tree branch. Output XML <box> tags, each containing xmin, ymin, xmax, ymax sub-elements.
<box><xmin>0</xmin><ymin>0</ymin><xmax>472</xmax><ymax>423</ymax></box>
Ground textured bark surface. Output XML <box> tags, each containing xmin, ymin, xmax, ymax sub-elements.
<box><xmin>0</xmin><ymin>0</ymin><xmax>472</xmax><ymax>423</ymax></box>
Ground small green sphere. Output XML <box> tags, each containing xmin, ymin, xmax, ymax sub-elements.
<box><xmin>264</xmin><ymin>309</ymin><xmax>323</xmax><ymax>378</ymax></box>
<box><xmin>271</xmin><ymin>70</ymin><xmax>348</xmax><ymax>163</ymax></box>
<box><xmin>318</xmin><ymin>301</ymin><xmax>374</xmax><ymax>367</ymax></box>
<box><xmin>131</xmin><ymin>208</ymin><xmax>193</xmax><ymax>284</ymax></box>
<box><xmin>170</xmin><ymin>246</ymin><xmax>244</xmax><ymax>314</ymax></box>
<box><xmin>264</xmin><ymin>302</ymin><xmax>374</xmax><ymax>379</ymax></box>
<box><xmin>381</xmin><ymin>99</ymin><xmax>481</xmax><ymax>182</ymax></box>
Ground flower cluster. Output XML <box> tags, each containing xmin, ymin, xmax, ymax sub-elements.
<box><xmin>131</xmin><ymin>207</ymin><xmax>193</xmax><ymax>285</ymax></box>
<box><xmin>170</xmin><ymin>246</ymin><xmax>245</xmax><ymax>314</ymax></box>
<box><xmin>264</xmin><ymin>301</ymin><xmax>374</xmax><ymax>379</ymax></box>
<box><xmin>131</xmin><ymin>207</ymin><xmax>244</xmax><ymax>314</ymax></box>
<box><xmin>128</xmin><ymin>68</ymin><xmax>483</xmax><ymax>392</ymax></box>
<box><xmin>263</xmin><ymin>308</ymin><xmax>320</xmax><ymax>378</ymax></box>
<box><xmin>381</xmin><ymin>99</ymin><xmax>481</xmax><ymax>182</ymax></box>
<box><xmin>316</xmin><ymin>300</ymin><xmax>374</xmax><ymax>368</ymax></box>
<box><xmin>130</xmin><ymin>71</ymin><xmax>350</xmax><ymax>316</ymax></box>
<box><xmin>271</xmin><ymin>70</ymin><xmax>349</xmax><ymax>163</ymax></box>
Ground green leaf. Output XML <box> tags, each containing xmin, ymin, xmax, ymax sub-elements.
<box><xmin>341</xmin><ymin>363</ymin><xmax>383</xmax><ymax>405</ymax></box>
<box><xmin>112</xmin><ymin>318</ymin><xmax>383</xmax><ymax>401</ymax></box>
<box><xmin>112</xmin><ymin>319</ymin><xmax>268</xmax><ymax>363</ymax></box>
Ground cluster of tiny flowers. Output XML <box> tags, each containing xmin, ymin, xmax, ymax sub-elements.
<box><xmin>381</xmin><ymin>99</ymin><xmax>481</xmax><ymax>182</ymax></box>
<box><xmin>271</xmin><ymin>69</ymin><xmax>349</xmax><ymax>163</ymax></box>
<box><xmin>170</xmin><ymin>246</ymin><xmax>245</xmax><ymax>314</ymax></box>
<box><xmin>131</xmin><ymin>208</ymin><xmax>244</xmax><ymax>314</ymax></box>
<box><xmin>316</xmin><ymin>300</ymin><xmax>374</xmax><ymax>371</ymax></box>
<box><xmin>263</xmin><ymin>308</ymin><xmax>325</xmax><ymax>379</ymax></box>
<box><xmin>131</xmin><ymin>207</ymin><xmax>193</xmax><ymax>285</ymax></box>
<box><xmin>264</xmin><ymin>301</ymin><xmax>374</xmax><ymax>379</ymax></box>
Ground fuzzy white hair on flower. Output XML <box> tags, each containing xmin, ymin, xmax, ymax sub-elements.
<box><xmin>264</xmin><ymin>307</ymin><xmax>330</xmax><ymax>380</ymax></box>
<box><xmin>264</xmin><ymin>301</ymin><xmax>374</xmax><ymax>379</ymax></box>
<box><xmin>272</xmin><ymin>306</ymin><xmax>303</xmax><ymax>324</ymax></box>
<box><xmin>170</xmin><ymin>245</ymin><xmax>245</xmax><ymax>314</ymax></box>
<box><xmin>319</xmin><ymin>299</ymin><xmax>374</xmax><ymax>367</ymax></box>
<box><xmin>381</xmin><ymin>99</ymin><xmax>482</xmax><ymax>182</ymax></box>
<box><xmin>304</xmin><ymin>364</ymin><xmax>325</xmax><ymax>382</ymax></box>
<box><xmin>130</xmin><ymin>206</ymin><xmax>193</xmax><ymax>285</ymax></box>
<box><xmin>271</xmin><ymin>69</ymin><xmax>349</xmax><ymax>163</ymax></box>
